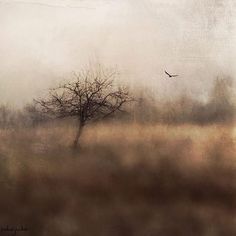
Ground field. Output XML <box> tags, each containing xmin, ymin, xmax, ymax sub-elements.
<box><xmin>0</xmin><ymin>122</ymin><xmax>235</xmax><ymax>236</ymax></box>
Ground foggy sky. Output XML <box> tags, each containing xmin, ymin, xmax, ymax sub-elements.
<box><xmin>0</xmin><ymin>0</ymin><xmax>235</xmax><ymax>106</ymax></box>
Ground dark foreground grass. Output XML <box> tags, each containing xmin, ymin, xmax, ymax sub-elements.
<box><xmin>0</xmin><ymin>123</ymin><xmax>235</xmax><ymax>236</ymax></box>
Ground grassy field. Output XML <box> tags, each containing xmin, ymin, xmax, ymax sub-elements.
<box><xmin>0</xmin><ymin>122</ymin><xmax>235</xmax><ymax>236</ymax></box>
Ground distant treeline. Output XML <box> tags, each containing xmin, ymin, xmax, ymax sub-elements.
<box><xmin>0</xmin><ymin>104</ymin><xmax>48</xmax><ymax>129</ymax></box>
<box><xmin>130</xmin><ymin>77</ymin><xmax>235</xmax><ymax>124</ymax></box>
<box><xmin>0</xmin><ymin>77</ymin><xmax>235</xmax><ymax>128</ymax></box>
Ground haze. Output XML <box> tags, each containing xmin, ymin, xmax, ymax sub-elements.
<box><xmin>0</xmin><ymin>0</ymin><xmax>235</xmax><ymax>106</ymax></box>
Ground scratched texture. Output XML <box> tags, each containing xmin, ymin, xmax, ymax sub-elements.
<box><xmin>0</xmin><ymin>0</ymin><xmax>235</xmax><ymax>105</ymax></box>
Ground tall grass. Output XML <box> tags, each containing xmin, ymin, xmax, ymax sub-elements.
<box><xmin>0</xmin><ymin>122</ymin><xmax>235</xmax><ymax>235</ymax></box>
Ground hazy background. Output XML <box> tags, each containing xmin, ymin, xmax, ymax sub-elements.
<box><xmin>0</xmin><ymin>0</ymin><xmax>235</xmax><ymax>106</ymax></box>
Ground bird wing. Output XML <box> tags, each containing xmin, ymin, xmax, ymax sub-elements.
<box><xmin>165</xmin><ymin>71</ymin><xmax>171</xmax><ymax>77</ymax></box>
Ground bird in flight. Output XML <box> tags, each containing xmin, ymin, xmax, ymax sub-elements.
<box><xmin>165</xmin><ymin>71</ymin><xmax>179</xmax><ymax>78</ymax></box>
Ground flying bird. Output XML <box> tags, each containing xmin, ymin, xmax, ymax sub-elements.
<box><xmin>165</xmin><ymin>71</ymin><xmax>179</xmax><ymax>78</ymax></box>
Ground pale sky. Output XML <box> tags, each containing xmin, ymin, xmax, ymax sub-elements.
<box><xmin>0</xmin><ymin>0</ymin><xmax>235</xmax><ymax>106</ymax></box>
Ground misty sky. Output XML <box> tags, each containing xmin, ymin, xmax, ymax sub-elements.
<box><xmin>0</xmin><ymin>0</ymin><xmax>235</xmax><ymax>106</ymax></box>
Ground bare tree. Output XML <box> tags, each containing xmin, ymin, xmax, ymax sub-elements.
<box><xmin>35</xmin><ymin>67</ymin><xmax>133</xmax><ymax>148</ymax></box>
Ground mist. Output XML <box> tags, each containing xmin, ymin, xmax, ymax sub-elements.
<box><xmin>0</xmin><ymin>0</ymin><xmax>236</xmax><ymax>106</ymax></box>
<box><xmin>0</xmin><ymin>2</ymin><xmax>236</xmax><ymax>234</ymax></box>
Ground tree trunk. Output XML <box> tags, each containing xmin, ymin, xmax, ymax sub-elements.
<box><xmin>72</xmin><ymin>121</ymin><xmax>83</xmax><ymax>149</ymax></box>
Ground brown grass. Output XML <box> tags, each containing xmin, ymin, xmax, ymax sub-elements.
<box><xmin>0</xmin><ymin>122</ymin><xmax>235</xmax><ymax>236</ymax></box>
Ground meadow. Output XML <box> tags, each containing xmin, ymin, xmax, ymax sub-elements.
<box><xmin>0</xmin><ymin>121</ymin><xmax>235</xmax><ymax>236</ymax></box>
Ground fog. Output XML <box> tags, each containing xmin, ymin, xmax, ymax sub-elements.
<box><xmin>0</xmin><ymin>0</ymin><xmax>235</xmax><ymax>106</ymax></box>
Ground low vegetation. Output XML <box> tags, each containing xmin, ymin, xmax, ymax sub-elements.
<box><xmin>0</xmin><ymin>122</ymin><xmax>235</xmax><ymax>235</ymax></box>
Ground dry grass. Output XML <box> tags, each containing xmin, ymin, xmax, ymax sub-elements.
<box><xmin>0</xmin><ymin>122</ymin><xmax>235</xmax><ymax>236</ymax></box>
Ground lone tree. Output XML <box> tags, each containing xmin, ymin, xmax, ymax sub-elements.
<box><xmin>35</xmin><ymin>67</ymin><xmax>133</xmax><ymax>148</ymax></box>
